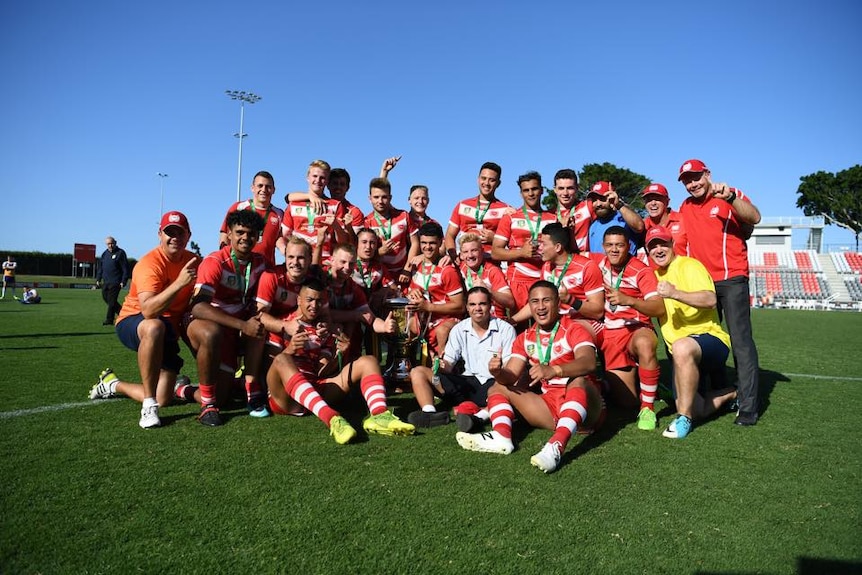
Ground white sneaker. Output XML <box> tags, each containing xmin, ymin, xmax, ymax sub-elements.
<box><xmin>89</xmin><ymin>368</ymin><xmax>118</xmax><ymax>400</ymax></box>
<box><xmin>455</xmin><ymin>431</ymin><xmax>514</xmax><ymax>455</ymax></box>
<box><xmin>139</xmin><ymin>404</ymin><xmax>161</xmax><ymax>429</ymax></box>
<box><xmin>530</xmin><ymin>441</ymin><xmax>562</xmax><ymax>473</ymax></box>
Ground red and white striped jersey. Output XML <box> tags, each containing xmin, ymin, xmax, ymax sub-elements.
<box><xmin>511</xmin><ymin>317</ymin><xmax>596</xmax><ymax>390</ymax></box>
<box><xmin>597</xmin><ymin>255</ymin><xmax>660</xmax><ymax>330</ymax></box>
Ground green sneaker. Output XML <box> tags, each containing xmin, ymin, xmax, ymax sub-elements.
<box><xmin>89</xmin><ymin>368</ymin><xmax>119</xmax><ymax>400</ymax></box>
<box><xmin>330</xmin><ymin>415</ymin><xmax>357</xmax><ymax>445</ymax></box>
<box><xmin>637</xmin><ymin>406</ymin><xmax>657</xmax><ymax>430</ymax></box>
<box><xmin>363</xmin><ymin>410</ymin><xmax>415</xmax><ymax>436</ymax></box>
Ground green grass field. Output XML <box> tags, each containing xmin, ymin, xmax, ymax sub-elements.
<box><xmin>1</xmin><ymin>288</ymin><xmax>861</xmax><ymax>574</ymax></box>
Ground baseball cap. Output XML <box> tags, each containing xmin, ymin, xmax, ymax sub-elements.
<box><xmin>589</xmin><ymin>181</ymin><xmax>612</xmax><ymax>197</ymax></box>
<box><xmin>645</xmin><ymin>226</ymin><xmax>673</xmax><ymax>247</ymax></box>
<box><xmin>641</xmin><ymin>183</ymin><xmax>669</xmax><ymax>198</ymax></box>
<box><xmin>678</xmin><ymin>159</ymin><xmax>708</xmax><ymax>180</ymax></box>
<box><xmin>160</xmin><ymin>211</ymin><xmax>191</xmax><ymax>234</ymax></box>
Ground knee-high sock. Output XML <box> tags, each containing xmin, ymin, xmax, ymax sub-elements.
<box><xmin>638</xmin><ymin>366</ymin><xmax>660</xmax><ymax>409</ymax></box>
<box><xmin>245</xmin><ymin>376</ymin><xmax>264</xmax><ymax>403</ymax></box>
<box><xmin>360</xmin><ymin>374</ymin><xmax>388</xmax><ymax>416</ymax></box>
<box><xmin>487</xmin><ymin>393</ymin><xmax>514</xmax><ymax>440</ymax></box>
<box><xmin>285</xmin><ymin>373</ymin><xmax>337</xmax><ymax>426</ymax></box>
<box><xmin>199</xmin><ymin>383</ymin><xmax>216</xmax><ymax>407</ymax></box>
<box><xmin>549</xmin><ymin>386</ymin><xmax>588</xmax><ymax>451</ymax></box>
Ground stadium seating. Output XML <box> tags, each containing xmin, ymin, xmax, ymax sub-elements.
<box><xmin>749</xmin><ymin>250</ymin><xmax>835</xmax><ymax>304</ymax></box>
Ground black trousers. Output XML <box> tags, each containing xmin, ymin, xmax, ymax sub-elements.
<box><xmin>101</xmin><ymin>283</ymin><xmax>122</xmax><ymax>322</ymax></box>
<box><xmin>715</xmin><ymin>276</ymin><xmax>760</xmax><ymax>415</ymax></box>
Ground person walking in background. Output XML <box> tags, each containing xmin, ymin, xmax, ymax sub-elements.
<box><xmin>96</xmin><ymin>237</ymin><xmax>130</xmax><ymax>325</ymax></box>
<box><xmin>2</xmin><ymin>256</ymin><xmax>18</xmax><ymax>299</ymax></box>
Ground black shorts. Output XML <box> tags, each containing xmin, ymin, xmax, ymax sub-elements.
<box><xmin>438</xmin><ymin>373</ymin><xmax>494</xmax><ymax>407</ymax></box>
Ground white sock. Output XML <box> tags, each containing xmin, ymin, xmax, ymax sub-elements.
<box><xmin>422</xmin><ymin>405</ymin><xmax>436</xmax><ymax>413</ymax></box>
<box><xmin>142</xmin><ymin>397</ymin><xmax>158</xmax><ymax>409</ymax></box>
<box><xmin>475</xmin><ymin>409</ymin><xmax>489</xmax><ymax>421</ymax></box>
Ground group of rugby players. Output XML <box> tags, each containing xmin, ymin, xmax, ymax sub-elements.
<box><xmin>90</xmin><ymin>156</ymin><xmax>761</xmax><ymax>473</ymax></box>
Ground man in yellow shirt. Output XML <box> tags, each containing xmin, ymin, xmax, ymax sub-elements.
<box><xmin>646</xmin><ymin>226</ymin><xmax>738</xmax><ymax>439</ymax></box>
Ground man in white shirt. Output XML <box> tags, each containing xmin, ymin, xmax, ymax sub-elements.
<box><xmin>407</xmin><ymin>286</ymin><xmax>516</xmax><ymax>430</ymax></box>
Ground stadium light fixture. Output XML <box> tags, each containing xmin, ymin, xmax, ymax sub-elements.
<box><xmin>157</xmin><ymin>172</ymin><xmax>169</xmax><ymax>223</ymax></box>
<box><xmin>225</xmin><ymin>90</ymin><xmax>262</xmax><ymax>202</ymax></box>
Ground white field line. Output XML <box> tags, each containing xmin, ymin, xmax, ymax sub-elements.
<box><xmin>0</xmin><ymin>399</ymin><xmax>114</xmax><ymax>420</ymax></box>
<box><xmin>782</xmin><ymin>373</ymin><xmax>862</xmax><ymax>382</ymax></box>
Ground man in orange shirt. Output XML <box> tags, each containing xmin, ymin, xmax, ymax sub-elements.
<box><xmin>89</xmin><ymin>212</ymin><xmax>199</xmax><ymax>429</ymax></box>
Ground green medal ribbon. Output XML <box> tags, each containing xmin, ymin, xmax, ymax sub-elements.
<box><xmin>230</xmin><ymin>250</ymin><xmax>253</xmax><ymax>306</ymax></box>
<box><xmin>522</xmin><ymin>206</ymin><xmax>541</xmax><ymax>242</ymax></box>
<box><xmin>373</xmin><ymin>212</ymin><xmax>392</xmax><ymax>240</ymax></box>
<box><xmin>535</xmin><ymin>320</ymin><xmax>561</xmax><ymax>366</ymax></box>
<box><xmin>474</xmin><ymin>196</ymin><xmax>491</xmax><ymax>225</ymax></box>
<box><xmin>550</xmin><ymin>254</ymin><xmax>574</xmax><ymax>288</ymax></box>
<box><xmin>464</xmin><ymin>264</ymin><xmax>484</xmax><ymax>289</ymax></box>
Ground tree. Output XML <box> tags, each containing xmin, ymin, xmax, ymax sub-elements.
<box><xmin>796</xmin><ymin>165</ymin><xmax>862</xmax><ymax>251</ymax></box>
<box><xmin>542</xmin><ymin>162</ymin><xmax>652</xmax><ymax>212</ymax></box>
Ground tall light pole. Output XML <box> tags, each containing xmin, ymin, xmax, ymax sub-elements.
<box><xmin>157</xmin><ymin>172</ymin><xmax>169</xmax><ymax>222</ymax></box>
<box><xmin>225</xmin><ymin>90</ymin><xmax>262</xmax><ymax>202</ymax></box>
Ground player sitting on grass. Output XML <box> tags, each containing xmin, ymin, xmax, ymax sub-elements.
<box><xmin>265</xmin><ymin>278</ymin><xmax>415</xmax><ymax>443</ymax></box>
<box><xmin>455</xmin><ymin>281</ymin><xmax>605</xmax><ymax>474</ymax></box>
<box><xmin>90</xmin><ymin>211</ymin><xmax>199</xmax><ymax>429</ymax></box>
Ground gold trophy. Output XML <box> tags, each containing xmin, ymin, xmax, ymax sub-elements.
<box><xmin>382</xmin><ymin>296</ymin><xmax>419</xmax><ymax>385</ymax></box>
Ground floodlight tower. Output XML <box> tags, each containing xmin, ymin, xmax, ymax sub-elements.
<box><xmin>157</xmin><ymin>172</ymin><xmax>169</xmax><ymax>223</ymax></box>
<box><xmin>225</xmin><ymin>90</ymin><xmax>262</xmax><ymax>202</ymax></box>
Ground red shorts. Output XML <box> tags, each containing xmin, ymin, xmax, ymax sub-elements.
<box><xmin>598</xmin><ymin>325</ymin><xmax>653</xmax><ymax>371</ymax></box>
<box><xmin>509</xmin><ymin>276</ymin><xmax>537</xmax><ymax>311</ymax></box>
<box><xmin>540</xmin><ymin>376</ymin><xmax>606</xmax><ymax>434</ymax></box>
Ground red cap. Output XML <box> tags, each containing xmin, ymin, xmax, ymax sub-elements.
<box><xmin>646</xmin><ymin>226</ymin><xmax>673</xmax><ymax>246</ymax></box>
<box><xmin>678</xmin><ymin>159</ymin><xmax>708</xmax><ymax>180</ymax></box>
<box><xmin>589</xmin><ymin>181</ymin><xmax>612</xmax><ymax>196</ymax></box>
<box><xmin>160</xmin><ymin>211</ymin><xmax>191</xmax><ymax>234</ymax></box>
<box><xmin>641</xmin><ymin>183</ymin><xmax>669</xmax><ymax>198</ymax></box>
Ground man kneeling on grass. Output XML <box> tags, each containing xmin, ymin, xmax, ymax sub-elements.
<box><xmin>90</xmin><ymin>212</ymin><xmax>199</xmax><ymax>429</ymax></box>
<box><xmin>646</xmin><ymin>226</ymin><xmax>737</xmax><ymax>439</ymax></box>
<box><xmin>455</xmin><ymin>280</ymin><xmax>605</xmax><ymax>473</ymax></box>
<box><xmin>266</xmin><ymin>278</ymin><xmax>415</xmax><ymax>444</ymax></box>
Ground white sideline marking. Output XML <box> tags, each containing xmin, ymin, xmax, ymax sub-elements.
<box><xmin>0</xmin><ymin>399</ymin><xmax>111</xmax><ymax>420</ymax></box>
<box><xmin>784</xmin><ymin>373</ymin><xmax>862</xmax><ymax>382</ymax></box>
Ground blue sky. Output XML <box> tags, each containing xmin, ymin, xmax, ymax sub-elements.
<box><xmin>2</xmin><ymin>0</ymin><xmax>860</xmax><ymax>260</ymax></box>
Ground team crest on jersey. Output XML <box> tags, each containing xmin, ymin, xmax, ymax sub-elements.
<box><xmin>269</xmin><ymin>215</ymin><xmax>279</xmax><ymax>225</ymax></box>
<box><xmin>710</xmin><ymin>206</ymin><xmax>721</xmax><ymax>216</ymax></box>
<box><xmin>554</xmin><ymin>344</ymin><xmax>563</xmax><ymax>354</ymax></box>
<box><xmin>227</xmin><ymin>276</ymin><xmax>237</xmax><ymax>287</ymax></box>
<box><xmin>526</xmin><ymin>344</ymin><xmax>535</xmax><ymax>356</ymax></box>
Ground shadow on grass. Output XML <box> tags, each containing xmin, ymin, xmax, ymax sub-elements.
<box><xmin>0</xmin><ymin>346</ymin><xmax>61</xmax><ymax>351</ymax></box>
<box><xmin>0</xmin><ymin>331</ymin><xmax>113</xmax><ymax>339</ymax></box>
<box><xmin>695</xmin><ymin>556</ymin><xmax>862</xmax><ymax>575</ymax></box>
<box><xmin>655</xmin><ymin>355</ymin><xmax>791</xmax><ymax>420</ymax></box>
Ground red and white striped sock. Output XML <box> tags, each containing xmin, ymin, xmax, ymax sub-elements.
<box><xmin>198</xmin><ymin>383</ymin><xmax>215</xmax><ymax>407</ymax></box>
<box><xmin>245</xmin><ymin>377</ymin><xmax>264</xmax><ymax>403</ymax></box>
<box><xmin>360</xmin><ymin>374</ymin><xmax>388</xmax><ymax>416</ymax></box>
<box><xmin>638</xmin><ymin>366</ymin><xmax>660</xmax><ymax>410</ymax></box>
<box><xmin>549</xmin><ymin>386</ymin><xmax>587</xmax><ymax>450</ymax></box>
<box><xmin>285</xmin><ymin>373</ymin><xmax>337</xmax><ymax>426</ymax></box>
<box><xmin>487</xmin><ymin>393</ymin><xmax>514</xmax><ymax>441</ymax></box>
